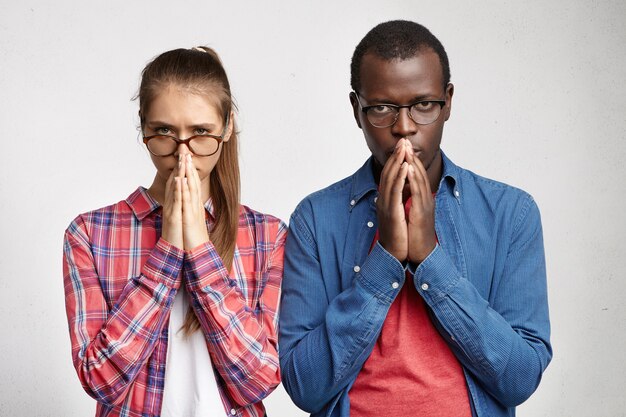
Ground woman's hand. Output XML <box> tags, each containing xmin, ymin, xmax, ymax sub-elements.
<box><xmin>161</xmin><ymin>156</ymin><xmax>184</xmax><ymax>249</ymax></box>
<box><xmin>181</xmin><ymin>154</ymin><xmax>210</xmax><ymax>250</ymax></box>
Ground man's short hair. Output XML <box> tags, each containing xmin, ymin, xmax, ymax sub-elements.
<box><xmin>350</xmin><ymin>20</ymin><xmax>451</xmax><ymax>92</ymax></box>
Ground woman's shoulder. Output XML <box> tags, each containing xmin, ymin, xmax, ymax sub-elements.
<box><xmin>239</xmin><ymin>204</ymin><xmax>283</xmax><ymax>224</ymax></box>
<box><xmin>67</xmin><ymin>187</ymin><xmax>153</xmax><ymax>232</ymax></box>
<box><xmin>239</xmin><ymin>204</ymin><xmax>288</xmax><ymax>243</ymax></box>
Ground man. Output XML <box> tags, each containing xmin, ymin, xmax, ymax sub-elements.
<box><xmin>279</xmin><ymin>20</ymin><xmax>552</xmax><ymax>417</ymax></box>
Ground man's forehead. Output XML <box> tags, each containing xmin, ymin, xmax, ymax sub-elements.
<box><xmin>358</xmin><ymin>51</ymin><xmax>445</xmax><ymax>98</ymax></box>
<box><xmin>360</xmin><ymin>48</ymin><xmax>441</xmax><ymax>73</ymax></box>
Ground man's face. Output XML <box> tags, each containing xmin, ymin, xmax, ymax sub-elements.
<box><xmin>350</xmin><ymin>50</ymin><xmax>453</xmax><ymax>186</ymax></box>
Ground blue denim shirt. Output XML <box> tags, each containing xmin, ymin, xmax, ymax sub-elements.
<box><xmin>279</xmin><ymin>152</ymin><xmax>552</xmax><ymax>417</ymax></box>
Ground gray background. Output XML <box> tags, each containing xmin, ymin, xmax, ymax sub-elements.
<box><xmin>1</xmin><ymin>1</ymin><xmax>625</xmax><ymax>416</ymax></box>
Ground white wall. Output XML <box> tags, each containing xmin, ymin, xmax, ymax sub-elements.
<box><xmin>1</xmin><ymin>1</ymin><xmax>625</xmax><ymax>416</ymax></box>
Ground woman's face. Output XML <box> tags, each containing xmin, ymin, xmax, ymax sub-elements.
<box><xmin>143</xmin><ymin>83</ymin><xmax>231</xmax><ymax>188</ymax></box>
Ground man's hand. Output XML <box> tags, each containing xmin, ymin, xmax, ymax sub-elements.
<box><xmin>405</xmin><ymin>146</ymin><xmax>437</xmax><ymax>263</ymax></box>
<box><xmin>377</xmin><ymin>140</ymin><xmax>410</xmax><ymax>262</ymax></box>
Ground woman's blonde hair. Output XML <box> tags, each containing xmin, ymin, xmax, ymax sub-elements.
<box><xmin>137</xmin><ymin>46</ymin><xmax>240</xmax><ymax>335</ymax></box>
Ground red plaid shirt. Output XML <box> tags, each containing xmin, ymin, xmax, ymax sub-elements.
<box><xmin>63</xmin><ymin>187</ymin><xmax>286</xmax><ymax>417</ymax></box>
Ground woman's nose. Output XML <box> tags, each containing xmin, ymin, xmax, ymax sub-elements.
<box><xmin>175</xmin><ymin>142</ymin><xmax>192</xmax><ymax>157</ymax></box>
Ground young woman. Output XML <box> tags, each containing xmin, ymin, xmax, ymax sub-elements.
<box><xmin>63</xmin><ymin>47</ymin><xmax>286</xmax><ymax>417</ymax></box>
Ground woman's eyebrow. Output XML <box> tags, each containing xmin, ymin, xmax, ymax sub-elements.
<box><xmin>145</xmin><ymin>120</ymin><xmax>175</xmax><ymax>128</ymax></box>
<box><xmin>145</xmin><ymin>121</ymin><xmax>219</xmax><ymax>131</ymax></box>
<box><xmin>189</xmin><ymin>122</ymin><xmax>218</xmax><ymax>130</ymax></box>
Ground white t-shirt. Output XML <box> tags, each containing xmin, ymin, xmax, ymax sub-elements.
<box><xmin>161</xmin><ymin>286</ymin><xmax>224</xmax><ymax>416</ymax></box>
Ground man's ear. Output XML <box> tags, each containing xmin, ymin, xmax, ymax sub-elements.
<box><xmin>443</xmin><ymin>83</ymin><xmax>454</xmax><ymax>121</ymax></box>
<box><xmin>349</xmin><ymin>92</ymin><xmax>363</xmax><ymax>129</ymax></box>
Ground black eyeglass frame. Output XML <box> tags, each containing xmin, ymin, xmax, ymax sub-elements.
<box><xmin>353</xmin><ymin>92</ymin><xmax>446</xmax><ymax>128</ymax></box>
<box><xmin>143</xmin><ymin>113</ymin><xmax>230</xmax><ymax>157</ymax></box>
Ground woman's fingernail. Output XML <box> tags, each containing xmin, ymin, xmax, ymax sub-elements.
<box><xmin>186</xmin><ymin>154</ymin><xmax>192</xmax><ymax>163</ymax></box>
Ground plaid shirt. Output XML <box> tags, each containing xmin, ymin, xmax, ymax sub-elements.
<box><xmin>63</xmin><ymin>187</ymin><xmax>286</xmax><ymax>417</ymax></box>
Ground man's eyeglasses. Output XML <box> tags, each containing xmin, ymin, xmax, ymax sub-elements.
<box><xmin>353</xmin><ymin>92</ymin><xmax>445</xmax><ymax>128</ymax></box>
<box><xmin>143</xmin><ymin>114</ymin><xmax>230</xmax><ymax>157</ymax></box>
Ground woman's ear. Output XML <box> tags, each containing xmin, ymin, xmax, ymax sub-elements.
<box><xmin>223</xmin><ymin>111</ymin><xmax>234</xmax><ymax>142</ymax></box>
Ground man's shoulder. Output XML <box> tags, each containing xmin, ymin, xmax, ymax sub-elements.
<box><xmin>461</xmin><ymin>166</ymin><xmax>530</xmax><ymax>195</ymax></box>
<box><xmin>286</xmin><ymin>171</ymin><xmax>363</xmax><ymax>252</ymax></box>
<box><xmin>295</xmin><ymin>157</ymin><xmax>371</xmax><ymax>213</ymax></box>
<box><xmin>299</xmin><ymin>175</ymin><xmax>353</xmax><ymax>208</ymax></box>
<box><xmin>449</xmin><ymin>158</ymin><xmax>538</xmax><ymax>218</ymax></box>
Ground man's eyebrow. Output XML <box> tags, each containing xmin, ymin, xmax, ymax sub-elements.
<box><xmin>365</xmin><ymin>93</ymin><xmax>442</xmax><ymax>104</ymax></box>
<box><xmin>409</xmin><ymin>94</ymin><xmax>443</xmax><ymax>102</ymax></box>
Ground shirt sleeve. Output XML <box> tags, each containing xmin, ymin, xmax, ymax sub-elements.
<box><xmin>182</xmin><ymin>220</ymin><xmax>287</xmax><ymax>407</ymax></box>
<box><xmin>63</xmin><ymin>215</ymin><xmax>183</xmax><ymax>406</ymax></box>
<box><xmin>278</xmin><ymin>201</ymin><xmax>406</xmax><ymax>413</ymax></box>
<box><xmin>411</xmin><ymin>195</ymin><xmax>552</xmax><ymax>407</ymax></box>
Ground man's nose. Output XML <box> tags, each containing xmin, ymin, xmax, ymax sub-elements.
<box><xmin>391</xmin><ymin>108</ymin><xmax>418</xmax><ymax>137</ymax></box>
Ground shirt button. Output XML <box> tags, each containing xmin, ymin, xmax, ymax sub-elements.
<box><xmin>350</xmin><ymin>199</ymin><xmax>356</xmax><ymax>206</ymax></box>
<box><xmin>421</xmin><ymin>283</ymin><xmax>429</xmax><ymax>291</ymax></box>
<box><xmin>367</xmin><ymin>221</ymin><xmax>374</xmax><ymax>228</ymax></box>
<box><xmin>391</xmin><ymin>282</ymin><xmax>399</xmax><ymax>289</ymax></box>
<box><xmin>454</xmin><ymin>190</ymin><xmax>460</xmax><ymax>198</ymax></box>
<box><xmin>353</xmin><ymin>265</ymin><xmax>361</xmax><ymax>273</ymax></box>
<box><xmin>374</xmin><ymin>196</ymin><xmax>378</xmax><ymax>203</ymax></box>
<box><xmin>230</xmin><ymin>409</ymin><xmax>236</xmax><ymax>416</ymax></box>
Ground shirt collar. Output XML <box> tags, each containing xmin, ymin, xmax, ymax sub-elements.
<box><xmin>439</xmin><ymin>150</ymin><xmax>459</xmax><ymax>190</ymax></box>
<box><xmin>126</xmin><ymin>187</ymin><xmax>160</xmax><ymax>221</ymax></box>
<box><xmin>125</xmin><ymin>186</ymin><xmax>216</xmax><ymax>221</ymax></box>
<box><xmin>349</xmin><ymin>157</ymin><xmax>379</xmax><ymax>207</ymax></box>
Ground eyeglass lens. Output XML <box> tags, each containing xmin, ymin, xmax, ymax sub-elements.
<box><xmin>367</xmin><ymin>102</ymin><xmax>442</xmax><ymax>127</ymax></box>
<box><xmin>147</xmin><ymin>135</ymin><xmax>220</xmax><ymax>156</ymax></box>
